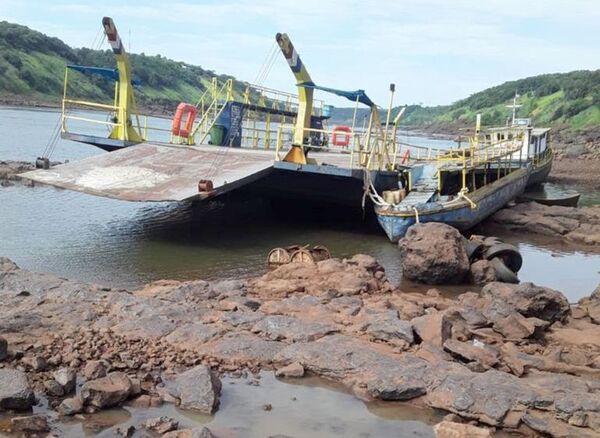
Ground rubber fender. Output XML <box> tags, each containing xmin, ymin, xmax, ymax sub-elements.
<box><xmin>464</xmin><ymin>239</ymin><xmax>484</xmax><ymax>262</ymax></box>
<box><xmin>485</xmin><ymin>243</ymin><xmax>523</xmax><ymax>273</ymax></box>
<box><xmin>490</xmin><ymin>257</ymin><xmax>519</xmax><ymax>284</ymax></box>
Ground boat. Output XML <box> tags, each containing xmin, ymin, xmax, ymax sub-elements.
<box><xmin>482</xmin><ymin>93</ymin><xmax>552</xmax><ymax>187</ymax></box>
<box><xmin>518</xmin><ymin>184</ymin><xmax>580</xmax><ymax>207</ymax></box>
<box><xmin>372</xmin><ymin>157</ymin><xmax>531</xmax><ymax>242</ymax></box>
<box><xmin>371</xmin><ymin>113</ymin><xmax>534</xmax><ymax>242</ymax></box>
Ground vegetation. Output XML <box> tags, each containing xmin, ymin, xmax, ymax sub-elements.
<box><xmin>330</xmin><ymin>71</ymin><xmax>599</xmax><ymax>132</ymax></box>
<box><xmin>0</xmin><ymin>21</ymin><xmax>248</xmax><ymax>110</ymax></box>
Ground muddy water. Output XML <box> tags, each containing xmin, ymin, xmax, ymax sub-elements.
<box><xmin>0</xmin><ymin>373</ymin><xmax>440</xmax><ymax>437</ymax></box>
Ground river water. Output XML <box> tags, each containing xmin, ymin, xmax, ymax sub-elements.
<box><xmin>1</xmin><ymin>106</ymin><xmax>600</xmax><ymax>437</ymax></box>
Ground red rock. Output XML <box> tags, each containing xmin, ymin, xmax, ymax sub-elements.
<box><xmin>411</xmin><ymin>313</ymin><xmax>452</xmax><ymax>347</ymax></box>
<box><xmin>433</xmin><ymin>421</ymin><xmax>492</xmax><ymax>437</ymax></box>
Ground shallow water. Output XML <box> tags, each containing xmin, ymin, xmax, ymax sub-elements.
<box><xmin>0</xmin><ymin>373</ymin><xmax>440</xmax><ymax>437</ymax></box>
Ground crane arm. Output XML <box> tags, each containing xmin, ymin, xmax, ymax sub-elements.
<box><xmin>102</xmin><ymin>17</ymin><xmax>143</xmax><ymax>143</ymax></box>
<box><xmin>275</xmin><ymin>33</ymin><xmax>314</xmax><ymax>163</ymax></box>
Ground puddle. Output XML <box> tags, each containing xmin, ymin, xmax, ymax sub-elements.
<box><xmin>0</xmin><ymin>373</ymin><xmax>440</xmax><ymax>438</ymax></box>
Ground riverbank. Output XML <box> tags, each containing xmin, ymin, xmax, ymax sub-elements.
<box><xmin>549</xmin><ymin>157</ymin><xmax>600</xmax><ymax>188</ymax></box>
<box><xmin>1</xmin><ymin>251</ymin><xmax>600</xmax><ymax>437</ymax></box>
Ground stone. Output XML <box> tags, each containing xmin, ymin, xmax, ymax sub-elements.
<box><xmin>275</xmin><ymin>362</ymin><xmax>305</xmax><ymax>378</ymax></box>
<box><xmin>163</xmin><ymin>365</ymin><xmax>221</xmax><ymax>414</ymax></box>
<box><xmin>162</xmin><ymin>427</ymin><xmax>216</xmax><ymax>438</ymax></box>
<box><xmin>411</xmin><ymin>313</ymin><xmax>452</xmax><ymax>347</ymax></box>
<box><xmin>44</xmin><ymin>379</ymin><xmax>65</xmax><ymax>397</ymax></box>
<box><xmin>442</xmin><ymin>339</ymin><xmax>499</xmax><ymax>370</ymax></box>
<box><xmin>251</xmin><ymin>315</ymin><xmax>337</xmax><ymax>342</ymax></box>
<box><xmin>83</xmin><ymin>360</ymin><xmax>107</xmax><ymax>380</ymax></box>
<box><xmin>433</xmin><ymin>421</ymin><xmax>492</xmax><ymax>437</ymax></box>
<box><xmin>0</xmin><ymin>368</ymin><xmax>35</xmax><ymax>410</ymax></box>
<box><xmin>143</xmin><ymin>416</ymin><xmax>179</xmax><ymax>434</ymax></box>
<box><xmin>80</xmin><ymin>372</ymin><xmax>133</xmax><ymax>408</ymax></box>
<box><xmin>53</xmin><ymin>367</ymin><xmax>76</xmax><ymax>394</ymax></box>
<box><xmin>492</xmin><ymin>313</ymin><xmax>546</xmax><ymax>339</ymax></box>
<box><xmin>203</xmin><ymin>333</ymin><xmax>284</xmax><ymax>363</ymax></box>
<box><xmin>0</xmin><ymin>336</ymin><xmax>7</xmax><ymax>361</ymax></box>
<box><xmin>398</xmin><ymin>223</ymin><xmax>470</xmax><ymax>284</ymax></box>
<box><xmin>469</xmin><ymin>260</ymin><xmax>496</xmax><ymax>286</ymax></box>
<box><xmin>57</xmin><ymin>395</ymin><xmax>84</xmax><ymax>415</ymax></box>
<box><xmin>0</xmin><ymin>256</ymin><xmax>19</xmax><ymax>271</ymax></box>
<box><xmin>21</xmin><ymin>354</ymin><xmax>47</xmax><ymax>371</ymax></box>
<box><xmin>362</xmin><ymin>312</ymin><xmax>414</xmax><ymax>345</ymax></box>
<box><xmin>481</xmin><ymin>282</ymin><xmax>570</xmax><ymax>323</ymax></box>
<box><xmin>127</xmin><ymin>394</ymin><xmax>162</xmax><ymax>408</ymax></box>
<box><xmin>10</xmin><ymin>414</ymin><xmax>50</xmax><ymax>433</ymax></box>
<box><xmin>426</xmin><ymin>369</ymin><xmax>543</xmax><ymax>426</ymax></box>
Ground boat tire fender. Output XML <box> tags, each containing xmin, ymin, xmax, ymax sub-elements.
<box><xmin>485</xmin><ymin>243</ymin><xmax>523</xmax><ymax>273</ymax></box>
<box><xmin>490</xmin><ymin>257</ymin><xmax>519</xmax><ymax>284</ymax></box>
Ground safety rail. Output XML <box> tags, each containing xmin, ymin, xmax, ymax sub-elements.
<box><xmin>243</xmin><ymin>83</ymin><xmax>328</xmax><ymax>118</ymax></box>
<box><xmin>274</xmin><ymin>124</ymin><xmax>386</xmax><ymax>169</ymax></box>
<box><xmin>532</xmin><ymin>145</ymin><xmax>553</xmax><ymax>168</ymax></box>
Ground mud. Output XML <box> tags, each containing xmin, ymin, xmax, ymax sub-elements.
<box><xmin>1</xmin><ymin>254</ymin><xmax>600</xmax><ymax>437</ymax></box>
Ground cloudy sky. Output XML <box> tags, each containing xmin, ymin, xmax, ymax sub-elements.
<box><xmin>2</xmin><ymin>0</ymin><xmax>599</xmax><ymax>106</ymax></box>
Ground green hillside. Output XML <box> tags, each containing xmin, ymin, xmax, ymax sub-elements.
<box><xmin>330</xmin><ymin>71</ymin><xmax>599</xmax><ymax>135</ymax></box>
<box><xmin>0</xmin><ymin>21</ymin><xmax>248</xmax><ymax>110</ymax></box>
<box><xmin>402</xmin><ymin>71</ymin><xmax>600</xmax><ymax>131</ymax></box>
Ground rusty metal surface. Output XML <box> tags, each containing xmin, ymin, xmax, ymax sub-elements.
<box><xmin>21</xmin><ymin>143</ymin><xmax>275</xmax><ymax>202</ymax></box>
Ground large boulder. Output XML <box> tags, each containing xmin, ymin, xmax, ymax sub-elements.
<box><xmin>0</xmin><ymin>369</ymin><xmax>35</xmax><ymax>410</ymax></box>
<box><xmin>162</xmin><ymin>365</ymin><xmax>221</xmax><ymax>414</ymax></box>
<box><xmin>80</xmin><ymin>372</ymin><xmax>133</xmax><ymax>408</ymax></box>
<box><xmin>481</xmin><ymin>282</ymin><xmax>570</xmax><ymax>323</ymax></box>
<box><xmin>399</xmin><ymin>223</ymin><xmax>470</xmax><ymax>284</ymax></box>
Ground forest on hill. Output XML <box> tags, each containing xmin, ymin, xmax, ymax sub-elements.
<box><xmin>0</xmin><ymin>21</ymin><xmax>248</xmax><ymax>110</ymax></box>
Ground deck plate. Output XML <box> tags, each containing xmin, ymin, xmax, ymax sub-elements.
<box><xmin>21</xmin><ymin>143</ymin><xmax>275</xmax><ymax>202</ymax></box>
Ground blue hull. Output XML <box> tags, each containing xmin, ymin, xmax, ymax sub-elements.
<box><xmin>376</xmin><ymin>169</ymin><xmax>530</xmax><ymax>242</ymax></box>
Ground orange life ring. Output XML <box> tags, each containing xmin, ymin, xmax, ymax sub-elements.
<box><xmin>171</xmin><ymin>103</ymin><xmax>197</xmax><ymax>138</ymax></box>
<box><xmin>331</xmin><ymin>125</ymin><xmax>351</xmax><ymax>147</ymax></box>
<box><xmin>400</xmin><ymin>148</ymin><xmax>410</xmax><ymax>164</ymax></box>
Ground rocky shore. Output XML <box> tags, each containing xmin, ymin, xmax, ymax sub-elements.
<box><xmin>490</xmin><ymin>202</ymin><xmax>600</xmax><ymax>246</ymax></box>
<box><xmin>549</xmin><ymin>157</ymin><xmax>600</xmax><ymax>188</ymax></box>
<box><xmin>2</xmin><ymin>228</ymin><xmax>600</xmax><ymax>437</ymax></box>
<box><xmin>0</xmin><ymin>161</ymin><xmax>36</xmax><ymax>186</ymax></box>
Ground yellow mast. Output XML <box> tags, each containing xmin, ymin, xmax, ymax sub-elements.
<box><xmin>102</xmin><ymin>17</ymin><xmax>143</xmax><ymax>143</ymax></box>
<box><xmin>275</xmin><ymin>33</ymin><xmax>313</xmax><ymax>164</ymax></box>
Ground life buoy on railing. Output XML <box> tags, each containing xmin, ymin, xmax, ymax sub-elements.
<box><xmin>171</xmin><ymin>103</ymin><xmax>197</xmax><ymax>138</ymax></box>
<box><xmin>331</xmin><ymin>125</ymin><xmax>351</xmax><ymax>147</ymax></box>
<box><xmin>400</xmin><ymin>148</ymin><xmax>410</xmax><ymax>164</ymax></box>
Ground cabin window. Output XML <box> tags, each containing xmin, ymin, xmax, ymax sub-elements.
<box><xmin>508</xmin><ymin>133</ymin><xmax>513</xmax><ymax>140</ymax></box>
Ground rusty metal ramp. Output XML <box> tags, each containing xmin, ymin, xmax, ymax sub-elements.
<box><xmin>20</xmin><ymin>143</ymin><xmax>274</xmax><ymax>202</ymax></box>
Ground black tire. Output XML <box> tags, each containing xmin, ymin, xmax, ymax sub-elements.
<box><xmin>491</xmin><ymin>257</ymin><xmax>519</xmax><ymax>284</ymax></box>
<box><xmin>485</xmin><ymin>243</ymin><xmax>523</xmax><ymax>273</ymax></box>
<box><xmin>465</xmin><ymin>239</ymin><xmax>484</xmax><ymax>262</ymax></box>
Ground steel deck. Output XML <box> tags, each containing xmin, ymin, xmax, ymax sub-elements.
<box><xmin>20</xmin><ymin>142</ymin><xmax>358</xmax><ymax>202</ymax></box>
